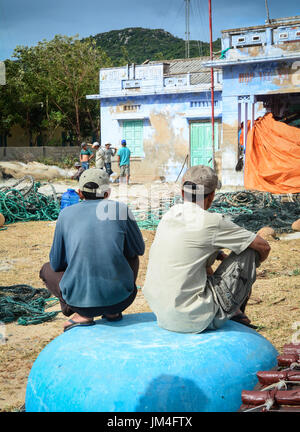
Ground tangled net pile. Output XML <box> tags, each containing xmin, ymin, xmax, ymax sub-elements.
<box><xmin>0</xmin><ymin>285</ymin><xmax>59</xmax><ymax>325</ymax></box>
<box><xmin>0</xmin><ymin>176</ymin><xmax>60</xmax><ymax>224</ymax></box>
<box><xmin>131</xmin><ymin>196</ymin><xmax>183</xmax><ymax>231</ymax></box>
<box><xmin>210</xmin><ymin>191</ymin><xmax>300</xmax><ymax>233</ymax></box>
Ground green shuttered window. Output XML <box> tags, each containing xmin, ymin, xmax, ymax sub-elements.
<box><xmin>122</xmin><ymin>120</ymin><xmax>144</xmax><ymax>157</ymax></box>
<box><xmin>190</xmin><ymin>122</ymin><xmax>219</xmax><ymax>168</ymax></box>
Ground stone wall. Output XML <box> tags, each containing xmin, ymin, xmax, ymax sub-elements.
<box><xmin>0</xmin><ymin>146</ymin><xmax>81</xmax><ymax>162</ymax></box>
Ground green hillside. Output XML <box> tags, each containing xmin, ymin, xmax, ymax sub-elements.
<box><xmin>86</xmin><ymin>27</ymin><xmax>221</xmax><ymax>65</ymax></box>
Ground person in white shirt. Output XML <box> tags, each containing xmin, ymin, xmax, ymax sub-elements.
<box><xmin>143</xmin><ymin>165</ymin><xmax>271</xmax><ymax>334</ymax></box>
<box><xmin>92</xmin><ymin>142</ymin><xmax>105</xmax><ymax>170</ymax></box>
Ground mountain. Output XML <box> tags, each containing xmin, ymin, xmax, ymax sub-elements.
<box><xmin>87</xmin><ymin>27</ymin><xmax>221</xmax><ymax>65</ymax></box>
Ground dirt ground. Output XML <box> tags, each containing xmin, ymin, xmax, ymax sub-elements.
<box><xmin>0</xmin><ymin>206</ymin><xmax>300</xmax><ymax>411</ymax></box>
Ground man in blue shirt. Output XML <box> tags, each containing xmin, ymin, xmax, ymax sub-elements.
<box><xmin>117</xmin><ymin>139</ymin><xmax>131</xmax><ymax>184</ymax></box>
<box><xmin>39</xmin><ymin>168</ymin><xmax>145</xmax><ymax>332</ymax></box>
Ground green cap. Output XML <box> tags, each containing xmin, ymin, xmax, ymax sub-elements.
<box><xmin>79</xmin><ymin>168</ymin><xmax>110</xmax><ymax>194</ymax></box>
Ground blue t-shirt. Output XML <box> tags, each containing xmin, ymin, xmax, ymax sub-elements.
<box><xmin>50</xmin><ymin>200</ymin><xmax>145</xmax><ymax>308</ymax></box>
<box><xmin>117</xmin><ymin>146</ymin><xmax>131</xmax><ymax>166</ymax></box>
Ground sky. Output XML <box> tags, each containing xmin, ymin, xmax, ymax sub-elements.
<box><xmin>0</xmin><ymin>0</ymin><xmax>299</xmax><ymax>60</ymax></box>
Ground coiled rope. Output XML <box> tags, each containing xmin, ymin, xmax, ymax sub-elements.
<box><xmin>0</xmin><ymin>285</ymin><xmax>59</xmax><ymax>325</ymax></box>
<box><xmin>0</xmin><ymin>177</ymin><xmax>60</xmax><ymax>224</ymax></box>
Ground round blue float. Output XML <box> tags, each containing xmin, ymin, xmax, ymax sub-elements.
<box><xmin>26</xmin><ymin>313</ymin><xmax>277</xmax><ymax>412</ymax></box>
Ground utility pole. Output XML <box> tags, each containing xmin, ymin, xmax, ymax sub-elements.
<box><xmin>265</xmin><ymin>0</ymin><xmax>271</xmax><ymax>24</ymax></box>
<box><xmin>208</xmin><ymin>0</ymin><xmax>215</xmax><ymax>170</ymax></box>
<box><xmin>185</xmin><ymin>0</ymin><xmax>190</xmax><ymax>58</ymax></box>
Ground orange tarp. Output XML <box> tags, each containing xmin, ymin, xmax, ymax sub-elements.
<box><xmin>244</xmin><ymin>113</ymin><xmax>300</xmax><ymax>194</ymax></box>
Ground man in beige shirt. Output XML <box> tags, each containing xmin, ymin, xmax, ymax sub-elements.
<box><xmin>143</xmin><ymin>165</ymin><xmax>271</xmax><ymax>334</ymax></box>
<box><xmin>92</xmin><ymin>142</ymin><xmax>105</xmax><ymax>170</ymax></box>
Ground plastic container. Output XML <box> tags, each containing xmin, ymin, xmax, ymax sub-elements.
<box><xmin>25</xmin><ymin>313</ymin><xmax>278</xmax><ymax>412</ymax></box>
<box><xmin>60</xmin><ymin>188</ymin><xmax>79</xmax><ymax>211</ymax></box>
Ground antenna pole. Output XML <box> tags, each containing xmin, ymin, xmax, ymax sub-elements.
<box><xmin>265</xmin><ymin>0</ymin><xmax>271</xmax><ymax>23</ymax></box>
<box><xmin>208</xmin><ymin>0</ymin><xmax>215</xmax><ymax>170</ymax></box>
<box><xmin>185</xmin><ymin>0</ymin><xmax>190</xmax><ymax>58</ymax></box>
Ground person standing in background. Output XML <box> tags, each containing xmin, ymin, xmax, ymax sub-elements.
<box><xmin>104</xmin><ymin>143</ymin><xmax>117</xmax><ymax>176</ymax></box>
<box><xmin>80</xmin><ymin>142</ymin><xmax>94</xmax><ymax>170</ymax></box>
<box><xmin>117</xmin><ymin>139</ymin><xmax>131</xmax><ymax>184</ymax></box>
<box><xmin>93</xmin><ymin>142</ymin><xmax>105</xmax><ymax>170</ymax></box>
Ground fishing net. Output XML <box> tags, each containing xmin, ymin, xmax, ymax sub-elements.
<box><xmin>132</xmin><ymin>191</ymin><xmax>300</xmax><ymax>233</ymax></box>
<box><xmin>0</xmin><ymin>176</ymin><xmax>60</xmax><ymax>224</ymax></box>
<box><xmin>0</xmin><ymin>285</ymin><xmax>59</xmax><ymax>325</ymax></box>
<box><xmin>210</xmin><ymin>191</ymin><xmax>300</xmax><ymax>234</ymax></box>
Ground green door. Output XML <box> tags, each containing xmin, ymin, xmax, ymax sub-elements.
<box><xmin>123</xmin><ymin>120</ymin><xmax>144</xmax><ymax>157</ymax></box>
<box><xmin>190</xmin><ymin>122</ymin><xmax>219</xmax><ymax>167</ymax></box>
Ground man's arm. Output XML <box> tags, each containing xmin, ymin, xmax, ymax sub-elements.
<box><xmin>49</xmin><ymin>219</ymin><xmax>67</xmax><ymax>271</ymax></box>
<box><xmin>248</xmin><ymin>235</ymin><xmax>271</xmax><ymax>262</ymax></box>
<box><xmin>123</xmin><ymin>207</ymin><xmax>145</xmax><ymax>259</ymax></box>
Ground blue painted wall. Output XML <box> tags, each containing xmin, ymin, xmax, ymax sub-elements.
<box><xmin>100</xmin><ymin>91</ymin><xmax>222</xmax><ymax>182</ymax></box>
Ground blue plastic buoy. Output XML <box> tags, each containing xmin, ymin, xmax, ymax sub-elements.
<box><xmin>26</xmin><ymin>313</ymin><xmax>277</xmax><ymax>412</ymax></box>
<box><xmin>60</xmin><ymin>188</ymin><xmax>79</xmax><ymax>211</ymax></box>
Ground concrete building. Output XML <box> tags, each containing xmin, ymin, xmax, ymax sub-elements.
<box><xmin>92</xmin><ymin>58</ymin><xmax>222</xmax><ymax>181</ymax></box>
<box><xmin>205</xmin><ymin>16</ymin><xmax>300</xmax><ymax>188</ymax></box>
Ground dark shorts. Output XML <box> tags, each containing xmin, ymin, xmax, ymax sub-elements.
<box><xmin>39</xmin><ymin>262</ymin><xmax>137</xmax><ymax>318</ymax></box>
<box><xmin>104</xmin><ymin>162</ymin><xmax>113</xmax><ymax>176</ymax></box>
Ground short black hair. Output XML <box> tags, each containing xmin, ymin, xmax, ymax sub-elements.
<box><xmin>81</xmin><ymin>182</ymin><xmax>101</xmax><ymax>200</ymax></box>
<box><xmin>182</xmin><ymin>181</ymin><xmax>210</xmax><ymax>203</ymax></box>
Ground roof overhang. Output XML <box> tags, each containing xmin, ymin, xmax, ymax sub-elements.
<box><xmin>111</xmin><ymin>113</ymin><xmax>149</xmax><ymax>120</ymax></box>
<box><xmin>204</xmin><ymin>52</ymin><xmax>300</xmax><ymax>68</ymax></box>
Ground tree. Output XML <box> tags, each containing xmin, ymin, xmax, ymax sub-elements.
<box><xmin>0</xmin><ymin>60</ymin><xmax>34</xmax><ymax>144</ymax></box>
<box><xmin>12</xmin><ymin>35</ymin><xmax>113</xmax><ymax>144</ymax></box>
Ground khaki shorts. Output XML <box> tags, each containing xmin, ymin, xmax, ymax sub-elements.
<box><xmin>120</xmin><ymin>164</ymin><xmax>130</xmax><ymax>176</ymax></box>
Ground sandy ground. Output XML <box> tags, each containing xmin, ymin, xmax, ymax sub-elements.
<box><xmin>0</xmin><ymin>181</ymin><xmax>299</xmax><ymax>411</ymax></box>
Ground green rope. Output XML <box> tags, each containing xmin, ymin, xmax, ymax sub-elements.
<box><xmin>132</xmin><ymin>191</ymin><xmax>300</xmax><ymax>233</ymax></box>
<box><xmin>0</xmin><ymin>285</ymin><xmax>60</xmax><ymax>325</ymax></box>
<box><xmin>210</xmin><ymin>191</ymin><xmax>300</xmax><ymax>233</ymax></box>
<box><xmin>131</xmin><ymin>196</ymin><xmax>182</xmax><ymax>230</ymax></box>
<box><xmin>0</xmin><ymin>178</ymin><xmax>60</xmax><ymax>225</ymax></box>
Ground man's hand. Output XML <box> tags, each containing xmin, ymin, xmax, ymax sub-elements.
<box><xmin>216</xmin><ymin>251</ymin><xmax>228</xmax><ymax>261</ymax></box>
<box><xmin>206</xmin><ymin>266</ymin><xmax>214</xmax><ymax>276</ymax></box>
<box><xmin>249</xmin><ymin>235</ymin><xmax>271</xmax><ymax>263</ymax></box>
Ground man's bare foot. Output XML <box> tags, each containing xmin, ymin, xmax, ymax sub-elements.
<box><xmin>63</xmin><ymin>313</ymin><xmax>94</xmax><ymax>331</ymax></box>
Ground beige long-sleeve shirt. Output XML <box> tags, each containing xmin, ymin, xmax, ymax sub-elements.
<box><xmin>142</xmin><ymin>202</ymin><xmax>256</xmax><ymax>333</ymax></box>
